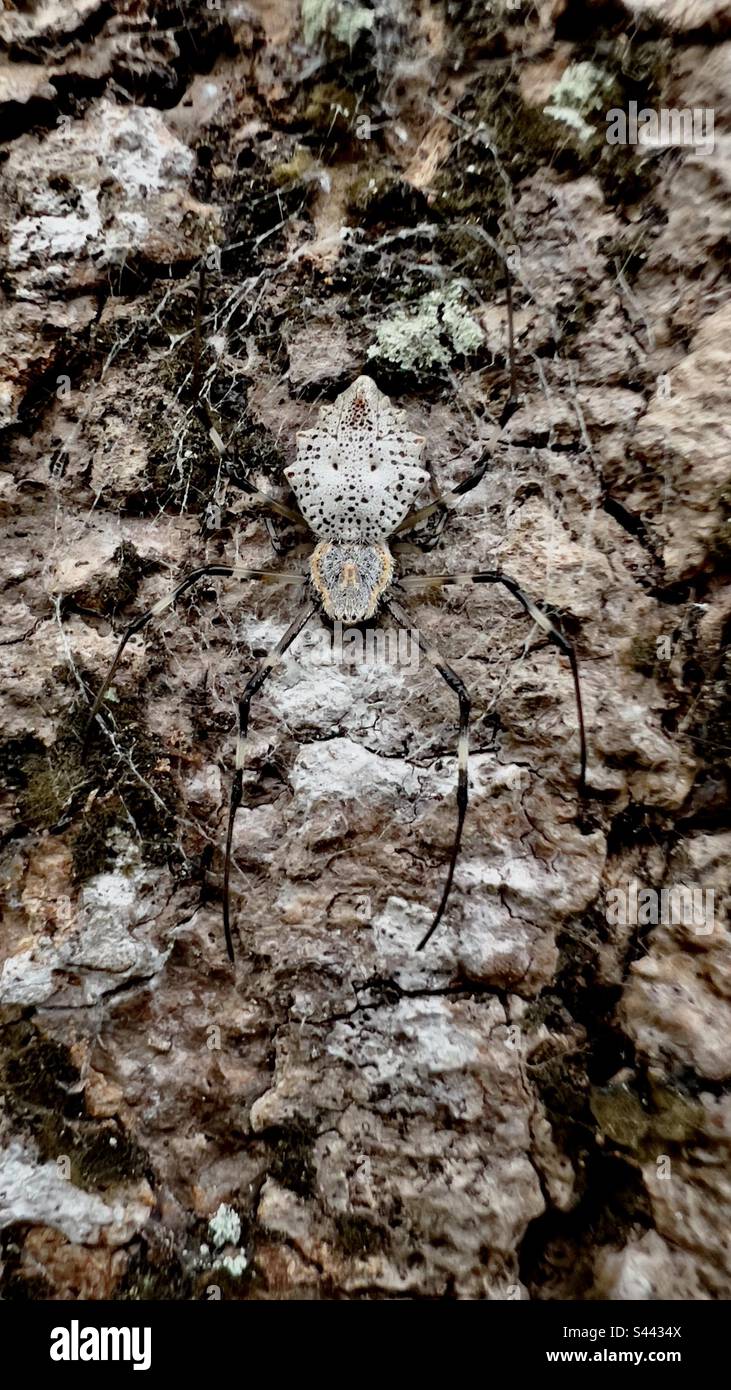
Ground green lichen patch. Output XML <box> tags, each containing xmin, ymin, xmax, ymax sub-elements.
<box><xmin>367</xmin><ymin>283</ymin><xmax>484</xmax><ymax>377</ymax></box>
<box><xmin>302</xmin><ymin>0</ymin><xmax>376</xmax><ymax>50</ymax></box>
<box><xmin>543</xmin><ymin>60</ymin><xmax>619</xmax><ymax>144</ymax></box>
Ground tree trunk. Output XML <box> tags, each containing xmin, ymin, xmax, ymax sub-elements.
<box><xmin>1</xmin><ymin>0</ymin><xmax>729</xmax><ymax>1301</ymax></box>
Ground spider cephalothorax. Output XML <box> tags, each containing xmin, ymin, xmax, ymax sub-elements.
<box><xmin>310</xmin><ymin>541</ymin><xmax>394</xmax><ymax>623</ymax></box>
<box><xmin>86</xmin><ymin>368</ymin><xmax>588</xmax><ymax>965</ymax></box>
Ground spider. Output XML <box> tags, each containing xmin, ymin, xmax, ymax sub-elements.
<box><xmin>85</xmin><ymin>373</ymin><xmax>587</xmax><ymax>964</ymax></box>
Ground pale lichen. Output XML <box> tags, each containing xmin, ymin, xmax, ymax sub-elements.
<box><xmin>543</xmin><ymin>61</ymin><xmax>616</xmax><ymax>143</ymax></box>
<box><xmin>367</xmin><ymin>284</ymin><xmax>484</xmax><ymax>371</ymax></box>
<box><xmin>217</xmin><ymin>1252</ymin><xmax>249</xmax><ymax>1277</ymax></box>
<box><xmin>208</xmin><ymin>1202</ymin><xmax>242</xmax><ymax>1249</ymax></box>
<box><xmin>301</xmin><ymin>0</ymin><xmax>376</xmax><ymax>48</ymax></box>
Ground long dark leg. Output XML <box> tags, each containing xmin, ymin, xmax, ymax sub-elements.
<box><xmin>223</xmin><ymin>599</ymin><xmax>316</xmax><ymax>963</ymax></box>
<box><xmin>399</xmin><ymin>570</ymin><xmax>587</xmax><ymax>793</ymax></box>
<box><xmin>387</xmin><ymin>598</ymin><xmax>471</xmax><ymax>953</ymax></box>
<box><xmin>393</xmin><ymin>453</ymin><xmax>492</xmax><ymax>537</ymax></box>
<box><xmin>84</xmin><ymin>566</ymin><xmax>305</xmax><ymax>745</ymax></box>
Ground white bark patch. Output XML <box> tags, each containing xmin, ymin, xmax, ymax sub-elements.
<box><xmin>0</xmin><ymin>1142</ymin><xmax>149</xmax><ymax>1246</ymax></box>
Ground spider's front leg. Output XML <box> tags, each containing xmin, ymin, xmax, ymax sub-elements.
<box><xmin>400</xmin><ymin>568</ymin><xmax>588</xmax><ymax>794</ymax></box>
<box><xmin>191</xmin><ymin>264</ymin><xmax>308</xmax><ymax>534</ymax></box>
<box><xmin>223</xmin><ymin>599</ymin><xmax>316</xmax><ymax>963</ymax></box>
<box><xmin>395</xmin><ymin>265</ymin><xmax>520</xmax><ymax>547</ymax></box>
<box><xmin>83</xmin><ymin>566</ymin><xmax>305</xmax><ymax>746</ymax></box>
<box><xmin>387</xmin><ymin>596</ymin><xmax>472</xmax><ymax>953</ymax></box>
<box><xmin>393</xmin><ymin>452</ymin><xmax>492</xmax><ymax>541</ymax></box>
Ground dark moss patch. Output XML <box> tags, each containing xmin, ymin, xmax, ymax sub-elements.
<box><xmin>432</xmin><ymin>32</ymin><xmax>671</xmax><ymax>287</ymax></box>
<box><xmin>225</xmin><ymin>421</ymin><xmax>287</xmax><ymax>489</ymax></box>
<box><xmin>626</xmin><ymin>633</ymin><xmax>663</xmax><ymax>677</ymax></box>
<box><xmin>0</xmin><ymin>734</ymin><xmax>48</xmax><ymax>808</ymax></box>
<box><xmin>0</xmin><ymin>1227</ymin><xmax>53</xmax><ymax>1302</ymax></box>
<box><xmin>70</xmin><ymin>798</ymin><xmax>121</xmax><ymax>880</ymax></box>
<box><xmin>272</xmin><ymin>146</ymin><xmax>317</xmax><ymax>188</ymax></box>
<box><xmin>262</xmin><ymin>1121</ymin><xmax>317</xmax><ymax>1198</ymax></box>
<box><xmin>334</xmin><ymin>1212</ymin><xmax>388</xmax><ymax>1259</ymax></box>
<box><xmin>139</xmin><ymin>396</ymin><xmax>216</xmax><ymax>513</ymax></box>
<box><xmin>74</xmin><ymin>696</ymin><xmax>180</xmax><ymax>878</ymax></box>
<box><xmin>442</xmin><ymin>0</ymin><xmax>511</xmax><ymax>64</ymax></box>
<box><xmin>685</xmin><ymin>619</ymin><xmax>731</xmax><ymax>775</ymax></box>
<box><xmin>519</xmin><ymin>1151</ymin><xmax>652</xmax><ymax>1299</ymax></box>
<box><xmin>707</xmin><ymin>487</ymin><xmax>731</xmax><ymax>569</ymax></box>
<box><xmin>0</xmin><ymin>1014</ymin><xmax>150</xmax><ymax>1191</ymax></box>
<box><xmin>1</xmin><ymin>691</ymin><xmax>179</xmax><ymax>880</ymax></box>
<box><xmin>119</xmin><ymin>1232</ymin><xmax>195</xmax><ymax>1302</ymax></box>
<box><xmin>10</xmin><ymin>738</ymin><xmax>88</xmax><ymax>833</ymax></box>
<box><xmin>590</xmin><ymin>1077</ymin><xmax>704</xmax><ymax>1161</ymax></box>
<box><xmin>0</xmin><ymin>1014</ymin><xmax>81</xmax><ymax>1116</ymax></box>
<box><xmin>346</xmin><ymin>167</ymin><xmax>430</xmax><ymax>230</ymax></box>
<box><xmin>301</xmin><ymin>82</ymin><xmax>360</xmax><ymax>148</ymax></box>
<box><xmin>72</xmin><ymin>543</ymin><xmax>161</xmax><ymax>618</ymax></box>
<box><xmin>220</xmin><ymin>157</ymin><xmax>314</xmax><ymax>276</ymax></box>
<box><xmin>431</xmin><ymin>73</ymin><xmax>581</xmax><ymax>280</ymax></box>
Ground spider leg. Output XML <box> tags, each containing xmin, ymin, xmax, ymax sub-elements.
<box><xmin>204</xmin><ymin>412</ymin><xmax>306</xmax><ymax>526</ymax></box>
<box><xmin>84</xmin><ymin>565</ymin><xmax>305</xmax><ymax>746</ymax></box>
<box><xmin>393</xmin><ymin>452</ymin><xmax>491</xmax><ymax>537</ymax></box>
<box><xmin>386</xmin><ymin>597</ymin><xmax>471</xmax><ymax>953</ymax></box>
<box><xmin>233</xmin><ymin>470</ymin><xmax>307</xmax><ymax>528</ymax></box>
<box><xmin>264</xmin><ymin>515</ymin><xmax>288</xmax><ymax>555</ymax></box>
<box><xmin>399</xmin><ymin>569</ymin><xmax>587</xmax><ymax>794</ymax></box>
<box><xmin>395</xmin><ymin>256</ymin><xmax>520</xmax><ymax>543</ymax></box>
<box><xmin>191</xmin><ymin>263</ymin><xmax>308</xmax><ymax>531</ymax></box>
<box><xmin>223</xmin><ymin>599</ymin><xmax>316</xmax><ymax>963</ymax></box>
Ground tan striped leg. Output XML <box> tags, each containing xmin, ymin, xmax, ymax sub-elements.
<box><xmin>223</xmin><ymin>599</ymin><xmax>316</xmax><ymax>963</ymax></box>
<box><xmin>205</xmin><ymin>412</ymin><xmax>306</xmax><ymax>527</ymax></box>
<box><xmin>387</xmin><ymin>597</ymin><xmax>471</xmax><ymax>952</ymax></box>
<box><xmin>395</xmin><ymin>264</ymin><xmax>520</xmax><ymax>542</ymax></box>
<box><xmin>393</xmin><ymin>453</ymin><xmax>491</xmax><ymax>538</ymax></box>
<box><xmin>399</xmin><ymin>569</ymin><xmax>587</xmax><ymax>793</ymax></box>
<box><xmin>84</xmin><ymin>565</ymin><xmax>305</xmax><ymax>746</ymax></box>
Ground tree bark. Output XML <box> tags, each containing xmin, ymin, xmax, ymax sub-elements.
<box><xmin>0</xmin><ymin>0</ymin><xmax>729</xmax><ymax>1301</ymax></box>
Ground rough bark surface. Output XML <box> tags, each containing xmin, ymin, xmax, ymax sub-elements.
<box><xmin>0</xmin><ymin>0</ymin><xmax>729</xmax><ymax>1300</ymax></box>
